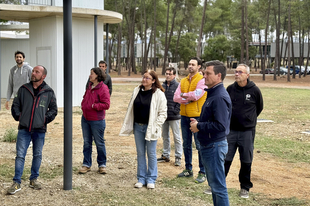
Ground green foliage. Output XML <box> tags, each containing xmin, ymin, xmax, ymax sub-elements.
<box><xmin>167</xmin><ymin>32</ymin><xmax>197</xmax><ymax>63</ymax></box>
<box><xmin>202</xmin><ymin>35</ymin><xmax>231</xmax><ymax>62</ymax></box>
<box><xmin>3</xmin><ymin>128</ymin><xmax>17</xmax><ymax>143</ymax></box>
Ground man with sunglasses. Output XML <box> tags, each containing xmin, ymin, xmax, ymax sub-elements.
<box><xmin>224</xmin><ymin>64</ymin><xmax>263</xmax><ymax>199</ymax></box>
<box><xmin>157</xmin><ymin>67</ymin><xmax>182</xmax><ymax>166</ymax></box>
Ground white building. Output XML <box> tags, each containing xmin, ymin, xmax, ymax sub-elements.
<box><xmin>0</xmin><ymin>1</ymin><xmax>122</xmax><ymax>107</ymax></box>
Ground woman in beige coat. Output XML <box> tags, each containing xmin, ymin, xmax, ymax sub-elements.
<box><xmin>119</xmin><ymin>70</ymin><xmax>167</xmax><ymax>189</ymax></box>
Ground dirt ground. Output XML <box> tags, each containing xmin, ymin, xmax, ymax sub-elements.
<box><xmin>0</xmin><ymin>71</ymin><xmax>309</xmax><ymax>205</ymax></box>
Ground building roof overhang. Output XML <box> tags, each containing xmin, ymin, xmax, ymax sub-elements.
<box><xmin>0</xmin><ymin>4</ymin><xmax>122</xmax><ymax>24</ymax></box>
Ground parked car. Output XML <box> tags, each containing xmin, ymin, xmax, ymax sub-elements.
<box><xmin>296</xmin><ymin>65</ymin><xmax>310</xmax><ymax>75</ymax></box>
<box><xmin>274</xmin><ymin>67</ymin><xmax>288</xmax><ymax>75</ymax></box>
<box><xmin>286</xmin><ymin>65</ymin><xmax>300</xmax><ymax>74</ymax></box>
<box><xmin>260</xmin><ymin>68</ymin><xmax>274</xmax><ymax>74</ymax></box>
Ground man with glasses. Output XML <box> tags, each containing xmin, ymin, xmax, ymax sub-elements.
<box><xmin>225</xmin><ymin>64</ymin><xmax>263</xmax><ymax>198</ymax></box>
<box><xmin>157</xmin><ymin>67</ymin><xmax>182</xmax><ymax>166</ymax></box>
<box><xmin>173</xmin><ymin>57</ymin><xmax>207</xmax><ymax>183</ymax></box>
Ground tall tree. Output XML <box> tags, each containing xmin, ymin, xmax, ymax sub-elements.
<box><xmin>240</xmin><ymin>0</ymin><xmax>245</xmax><ymax>63</ymax></box>
<box><xmin>196</xmin><ymin>0</ymin><xmax>207</xmax><ymax>57</ymax></box>
<box><xmin>287</xmin><ymin>0</ymin><xmax>291</xmax><ymax>82</ymax></box>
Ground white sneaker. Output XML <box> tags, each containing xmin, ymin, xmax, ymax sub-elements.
<box><xmin>203</xmin><ymin>187</ymin><xmax>212</xmax><ymax>195</ymax></box>
<box><xmin>29</xmin><ymin>141</ymin><xmax>33</xmax><ymax>148</ymax></box>
<box><xmin>239</xmin><ymin>189</ymin><xmax>249</xmax><ymax>198</ymax></box>
<box><xmin>147</xmin><ymin>183</ymin><xmax>155</xmax><ymax>189</ymax></box>
<box><xmin>134</xmin><ymin>182</ymin><xmax>143</xmax><ymax>188</ymax></box>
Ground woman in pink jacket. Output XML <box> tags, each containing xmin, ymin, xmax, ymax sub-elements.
<box><xmin>79</xmin><ymin>67</ymin><xmax>110</xmax><ymax>175</ymax></box>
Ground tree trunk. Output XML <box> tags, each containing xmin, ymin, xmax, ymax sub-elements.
<box><xmin>117</xmin><ymin>22</ymin><xmax>122</xmax><ymax>75</ymax></box>
<box><xmin>162</xmin><ymin>0</ymin><xmax>171</xmax><ymax>74</ymax></box>
<box><xmin>143</xmin><ymin>0</ymin><xmax>148</xmax><ymax>73</ymax></box>
<box><xmin>130</xmin><ymin>0</ymin><xmax>137</xmax><ymax>74</ymax></box>
<box><xmin>245</xmin><ymin>0</ymin><xmax>249</xmax><ymax>65</ymax></box>
<box><xmin>263</xmin><ymin>0</ymin><xmax>271</xmax><ymax>80</ymax></box>
<box><xmin>174</xmin><ymin>9</ymin><xmax>185</xmax><ymax>65</ymax></box>
<box><xmin>287</xmin><ymin>0</ymin><xmax>291</xmax><ymax>82</ymax></box>
<box><xmin>305</xmin><ymin>31</ymin><xmax>310</xmax><ymax>76</ymax></box>
<box><xmin>153</xmin><ymin>0</ymin><xmax>157</xmax><ymax>71</ymax></box>
<box><xmin>162</xmin><ymin>0</ymin><xmax>180</xmax><ymax>74</ymax></box>
<box><xmin>240</xmin><ymin>1</ymin><xmax>245</xmax><ymax>63</ymax></box>
<box><xmin>258</xmin><ymin>26</ymin><xmax>264</xmax><ymax>80</ymax></box>
<box><xmin>276</xmin><ymin>0</ymin><xmax>281</xmax><ymax>78</ymax></box>
<box><xmin>290</xmin><ymin>30</ymin><xmax>295</xmax><ymax>78</ymax></box>
<box><xmin>196</xmin><ymin>0</ymin><xmax>207</xmax><ymax>58</ymax></box>
<box><xmin>116</xmin><ymin>0</ymin><xmax>122</xmax><ymax>75</ymax></box>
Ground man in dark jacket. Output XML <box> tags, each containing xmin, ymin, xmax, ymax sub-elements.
<box><xmin>157</xmin><ymin>67</ymin><xmax>182</xmax><ymax>166</ymax></box>
<box><xmin>7</xmin><ymin>65</ymin><xmax>58</xmax><ymax>195</ymax></box>
<box><xmin>190</xmin><ymin>60</ymin><xmax>231</xmax><ymax>206</ymax></box>
<box><xmin>99</xmin><ymin>60</ymin><xmax>112</xmax><ymax>95</ymax></box>
<box><xmin>224</xmin><ymin>64</ymin><xmax>263</xmax><ymax>199</ymax></box>
<box><xmin>85</xmin><ymin>61</ymin><xmax>112</xmax><ymax>95</ymax></box>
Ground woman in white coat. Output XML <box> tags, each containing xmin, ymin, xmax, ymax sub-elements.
<box><xmin>119</xmin><ymin>70</ymin><xmax>167</xmax><ymax>189</ymax></box>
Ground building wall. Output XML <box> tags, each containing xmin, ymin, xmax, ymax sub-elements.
<box><xmin>54</xmin><ymin>0</ymin><xmax>104</xmax><ymax>10</ymax></box>
<box><xmin>270</xmin><ymin>42</ymin><xmax>309</xmax><ymax>58</ymax></box>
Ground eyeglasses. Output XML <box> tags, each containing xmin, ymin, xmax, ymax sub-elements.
<box><xmin>165</xmin><ymin>73</ymin><xmax>174</xmax><ymax>76</ymax></box>
<box><xmin>235</xmin><ymin>70</ymin><xmax>245</xmax><ymax>75</ymax></box>
<box><xmin>142</xmin><ymin>76</ymin><xmax>153</xmax><ymax>80</ymax></box>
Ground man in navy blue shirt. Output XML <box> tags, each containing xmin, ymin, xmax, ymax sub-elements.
<box><xmin>190</xmin><ymin>60</ymin><xmax>231</xmax><ymax>206</ymax></box>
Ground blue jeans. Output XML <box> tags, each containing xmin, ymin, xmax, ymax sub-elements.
<box><xmin>134</xmin><ymin>122</ymin><xmax>158</xmax><ymax>184</ymax></box>
<box><xmin>200</xmin><ymin>140</ymin><xmax>229</xmax><ymax>206</ymax></box>
<box><xmin>81</xmin><ymin>115</ymin><xmax>107</xmax><ymax>168</ymax></box>
<box><xmin>181</xmin><ymin>116</ymin><xmax>205</xmax><ymax>173</ymax></box>
<box><xmin>13</xmin><ymin>129</ymin><xmax>45</xmax><ymax>184</ymax></box>
<box><xmin>161</xmin><ymin>120</ymin><xmax>182</xmax><ymax>159</ymax></box>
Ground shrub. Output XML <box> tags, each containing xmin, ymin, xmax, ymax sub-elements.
<box><xmin>3</xmin><ymin>128</ymin><xmax>18</xmax><ymax>142</ymax></box>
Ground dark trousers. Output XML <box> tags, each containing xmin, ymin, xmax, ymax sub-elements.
<box><xmin>225</xmin><ymin>161</ymin><xmax>253</xmax><ymax>191</ymax></box>
<box><xmin>224</xmin><ymin>130</ymin><xmax>255</xmax><ymax>191</ymax></box>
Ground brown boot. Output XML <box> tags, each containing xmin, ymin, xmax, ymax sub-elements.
<box><xmin>98</xmin><ymin>167</ymin><xmax>106</xmax><ymax>174</ymax></box>
<box><xmin>79</xmin><ymin>166</ymin><xmax>91</xmax><ymax>174</ymax></box>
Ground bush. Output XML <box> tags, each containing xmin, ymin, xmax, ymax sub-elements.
<box><xmin>3</xmin><ymin>128</ymin><xmax>18</xmax><ymax>142</ymax></box>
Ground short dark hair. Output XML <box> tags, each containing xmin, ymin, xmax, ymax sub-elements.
<box><xmin>204</xmin><ymin>60</ymin><xmax>227</xmax><ymax>81</ymax></box>
<box><xmin>190</xmin><ymin>57</ymin><xmax>202</xmax><ymax>66</ymax></box>
<box><xmin>91</xmin><ymin>67</ymin><xmax>106</xmax><ymax>82</ymax></box>
<box><xmin>165</xmin><ymin>67</ymin><xmax>176</xmax><ymax>75</ymax></box>
<box><xmin>15</xmin><ymin>51</ymin><xmax>25</xmax><ymax>58</ymax></box>
<box><xmin>98</xmin><ymin>60</ymin><xmax>107</xmax><ymax>66</ymax></box>
<box><xmin>38</xmin><ymin>65</ymin><xmax>47</xmax><ymax>75</ymax></box>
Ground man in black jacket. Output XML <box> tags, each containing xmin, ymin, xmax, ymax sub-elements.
<box><xmin>99</xmin><ymin>60</ymin><xmax>112</xmax><ymax>95</ymax></box>
<box><xmin>85</xmin><ymin>61</ymin><xmax>112</xmax><ymax>95</ymax></box>
<box><xmin>224</xmin><ymin>64</ymin><xmax>263</xmax><ymax>199</ymax></box>
<box><xmin>7</xmin><ymin>65</ymin><xmax>58</xmax><ymax>195</ymax></box>
<box><xmin>157</xmin><ymin>67</ymin><xmax>182</xmax><ymax>166</ymax></box>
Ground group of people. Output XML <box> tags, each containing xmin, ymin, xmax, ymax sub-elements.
<box><xmin>119</xmin><ymin>57</ymin><xmax>263</xmax><ymax>206</ymax></box>
<box><xmin>5</xmin><ymin>51</ymin><xmax>263</xmax><ymax>206</ymax></box>
<box><xmin>5</xmin><ymin>51</ymin><xmax>112</xmax><ymax>195</ymax></box>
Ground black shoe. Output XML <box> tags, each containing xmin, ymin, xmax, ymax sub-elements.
<box><xmin>177</xmin><ymin>169</ymin><xmax>193</xmax><ymax>177</ymax></box>
<box><xmin>157</xmin><ymin>155</ymin><xmax>170</xmax><ymax>162</ymax></box>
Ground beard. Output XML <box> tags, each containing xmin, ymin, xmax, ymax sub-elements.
<box><xmin>31</xmin><ymin>75</ymin><xmax>42</xmax><ymax>82</ymax></box>
<box><xmin>16</xmin><ymin>60</ymin><xmax>23</xmax><ymax>65</ymax></box>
